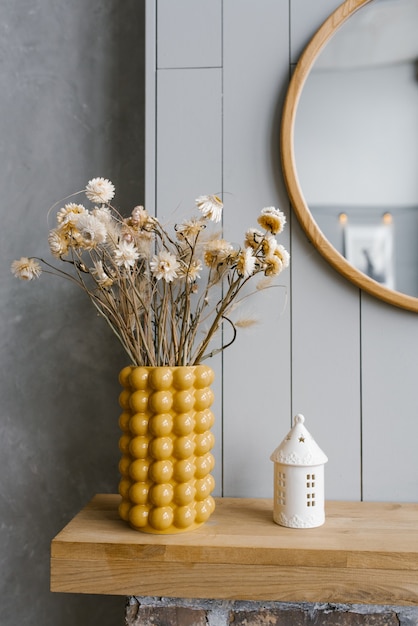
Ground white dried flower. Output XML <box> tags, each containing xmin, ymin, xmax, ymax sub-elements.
<box><xmin>196</xmin><ymin>195</ymin><xmax>223</xmax><ymax>223</ymax></box>
<box><xmin>11</xmin><ymin>257</ymin><xmax>42</xmax><ymax>281</ymax></box>
<box><xmin>92</xmin><ymin>205</ymin><xmax>113</xmax><ymax>223</ymax></box>
<box><xmin>236</xmin><ymin>247</ymin><xmax>256</xmax><ymax>279</ymax></box>
<box><xmin>264</xmin><ymin>255</ymin><xmax>283</xmax><ymax>276</ymax></box>
<box><xmin>244</xmin><ymin>228</ymin><xmax>264</xmax><ymax>250</ymax></box>
<box><xmin>85</xmin><ymin>177</ymin><xmax>115</xmax><ymax>204</ymax></box>
<box><xmin>113</xmin><ymin>240</ymin><xmax>140</xmax><ymax>269</ymax></box>
<box><xmin>261</xmin><ymin>233</ymin><xmax>279</xmax><ymax>257</ymax></box>
<box><xmin>257</xmin><ymin>207</ymin><xmax>286</xmax><ymax>235</ymax></box>
<box><xmin>95</xmin><ymin>211</ymin><xmax>121</xmax><ymax>249</ymax></box>
<box><xmin>130</xmin><ymin>205</ymin><xmax>151</xmax><ymax>228</ymax></box>
<box><xmin>56</xmin><ymin>203</ymin><xmax>87</xmax><ymax>227</ymax></box>
<box><xmin>150</xmin><ymin>250</ymin><xmax>180</xmax><ymax>283</ymax></box>
<box><xmin>176</xmin><ymin>217</ymin><xmax>206</xmax><ymax>241</ymax></box>
<box><xmin>184</xmin><ymin>258</ymin><xmax>203</xmax><ymax>283</ymax></box>
<box><xmin>76</xmin><ymin>213</ymin><xmax>107</xmax><ymax>248</ymax></box>
<box><xmin>204</xmin><ymin>239</ymin><xmax>233</xmax><ymax>267</ymax></box>
<box><xmin>274</xmin><ymin>244</ymin><xmax>290</xmax><ymax>269</ymax></box>
<box><xmin>48</xmin><ymin>229</ymin><xmax>69</xmax><ymax>257</ymax></box>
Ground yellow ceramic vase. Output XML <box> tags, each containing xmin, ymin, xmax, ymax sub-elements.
<box><xmin>117</xmin><ymin>364</ymin><xmax>216</xmax><ymax>533</ymax></box>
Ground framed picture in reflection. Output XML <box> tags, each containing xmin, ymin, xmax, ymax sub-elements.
<box><xmin>344</xmin><ymin>224</ymin><xmax>394</xmax><ymax>289</ymax></box>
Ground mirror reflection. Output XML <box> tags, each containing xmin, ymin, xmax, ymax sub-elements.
<box><xmin>294</xmin><ymin>0</ymin><xmax>418</xmax><ymax>297</ymax></box>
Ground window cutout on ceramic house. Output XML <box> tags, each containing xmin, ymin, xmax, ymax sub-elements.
<box><xmin>276</xmin><ymin>471</ymin><xmax>286</xmax><ymax>505</ymax></box>
<box><xmin>307</xmin><ymin>492</ymin><xmax>316</xmax><ymax>507</ymax></box>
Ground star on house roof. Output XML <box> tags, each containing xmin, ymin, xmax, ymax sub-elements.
<box><xmin>270</xmin><ymin>414</ymin><xmax>328</xmax><ymax>467</ymax></box>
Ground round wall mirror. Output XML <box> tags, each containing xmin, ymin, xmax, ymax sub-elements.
<box><xmin>281</xmin><ymin>0</ymin><xmax>418</xmax><ymax>311</ymax></box>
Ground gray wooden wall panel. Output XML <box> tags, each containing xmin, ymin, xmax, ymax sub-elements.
<box><xmin>290</xmin><ymin>0</ymin><xmax>362</xmax><ymax>500</ymax></box>
<box><xmin>291</xmin><ymin>221</ymin><xmax>362</xmax><ymax>499</ymax></box>
<box><xmin>148</xmin><ymin>0</ymin><xmax>418</xmax><ymax>504</ymax></box>
<box><xmin>157</xmin><ymin>0</ymin><xmax>222</xmax><ymax>69</ymax></box>
<box><xmin>156</xmin><ymin>68</ymin><xmax>222</xmax><ymax>212</ymax></box>
<box><xmin>362</xmin><ymin>296</ymin><xmax>418</xmax><ymax>502</ymax></box>
<box><xmin>222</xmin><ymin>0</ymin><xmax>291</xmax><ymax>497</ymax></box>
<box><xmin>155</xmin><ymin>66</ymin><xmax>223</xmax><ymax>493</ymax></box>
<box><xmin>145</xmin><ymin>0</ymin><xmax>156</xmax><ymax>214</ymax></box>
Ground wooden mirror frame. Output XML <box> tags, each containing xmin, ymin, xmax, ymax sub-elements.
<box><xmin>280</xmin><ymin>0</ymin><xmax>418</xmax><ymax>312</ymax></box>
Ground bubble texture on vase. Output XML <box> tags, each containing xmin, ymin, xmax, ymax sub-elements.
<box><xmin>118</xmin><ymin>365</ymin><xmax>216</xmax><ymax>533</ymax></box>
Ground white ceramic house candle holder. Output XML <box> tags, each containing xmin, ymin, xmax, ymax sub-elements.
<box><xmin>270</xmin><ymin>414</ymin><xmax>328</xmax><ymax>529</ymax></box>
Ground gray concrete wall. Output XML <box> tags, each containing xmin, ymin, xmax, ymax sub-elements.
<box><xmin>1</xmin><ymin>1</ymin><xmax>144</xmax><ymax>624</ymax></box>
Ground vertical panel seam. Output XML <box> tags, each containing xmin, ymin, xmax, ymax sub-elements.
<box><xmin>288</xmin><ymin>0</ymin><xmax>292</xmax><ymax>74</ymax></box>
<box><xmin>154</xmin><ymin>0</ymin><xmax>158</xmax><ymax>218</ymax></box>
<box><xmin>360</xmin><ymin>294</ymin><xmax>363</xmax><ymax>501</ymax></box>
<box><xmin>145</xmin><ymin>0</ymin><xmax>157</xmax><ymax>215</ymax></box>
<box><xmin>220</xmin><ymin>0</ymin><xmax>225</xmax><ymax>497</ymax></box>
<box><xmin>288</xmin><ymin>0</ymin><xmax>293</xmax><ymax>427</ymax></box>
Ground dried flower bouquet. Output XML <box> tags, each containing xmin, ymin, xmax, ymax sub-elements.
<box><xmin>12</xmin><ymin>178</ymin><xmax>289</xmax><ymax>366</ymax></box>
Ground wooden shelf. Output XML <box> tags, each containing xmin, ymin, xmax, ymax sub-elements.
<box><xmin>50</xmin><ymin>495</ymin><xmax>418</xmax><ymax>605</ymax></box>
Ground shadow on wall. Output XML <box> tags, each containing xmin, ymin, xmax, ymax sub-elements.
<box><xmin>0</xmin><ymin>1</ymin><xmax>145</xmax><ymax>625</ymax></box>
